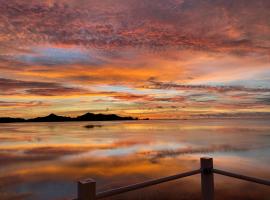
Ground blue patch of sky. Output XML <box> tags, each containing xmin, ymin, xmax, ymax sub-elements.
<box><xmin>229</xmin><ymin>70</ymin><xmax>270</xmax><ymax>88</ymax></box>
<box><xmin>16</xmin><ymin>46</ymin><xmax>104</xmax><ymax>66</ymax></box>
<box><xmin>202</xmin><ymin>68</ymin><xmax>270</xmax><ymax>88</ymax></box>
<box><xmin>189</xmin><ymin>95</ymin><xmax>217</xmax><ymax>102</ymax></box>
<box><xmin>93</xmin><ymin>85</ymin><xmax>180</xmax><ymax>96</ymax></box>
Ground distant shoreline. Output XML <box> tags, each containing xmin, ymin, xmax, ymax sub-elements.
<box><xmin>0</xmin><ymin>113</ymin><xmax>143</xmax><ymax>123</ymax></box>
<box><xmin>1</xmin><ymin>117</ymin><xmax>269</xmax><ymax>124</ymax></box>
<box><xmin>1</xmin><ymin>113</ymin><xmax>269</xmax><ymax>123</ymax></box>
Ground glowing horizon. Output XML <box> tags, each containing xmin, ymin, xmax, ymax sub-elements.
<box><xmin>0</xmin><ymin>0</ymin><xmax>270</xmax><ymax>119</ymax></box>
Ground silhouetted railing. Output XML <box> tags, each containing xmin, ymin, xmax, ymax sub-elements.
<box><xmin>75</xmin><ymin>157</ymin><xmax>270</xmax><ymax>200</ymax></box>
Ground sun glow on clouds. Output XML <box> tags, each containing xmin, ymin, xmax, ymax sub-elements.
<box><xmin>0</xmin><ymin>0</ymin><xmax>270</xmax><ymax>118</ymax></box>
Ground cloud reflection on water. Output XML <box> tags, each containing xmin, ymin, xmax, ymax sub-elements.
<box><xmin>0</xmin><ymin>120</ymin><xmax>269</xmax><ymax>200</ymax></box>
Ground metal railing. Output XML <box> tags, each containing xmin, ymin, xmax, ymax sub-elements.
<box><xmin>75</xmin><ymin>157</ymin><xmax>270</xmax><ymax>200</ymax></box>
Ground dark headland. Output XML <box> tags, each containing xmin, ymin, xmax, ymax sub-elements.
<box><xmin>0</xmin><ymin>113</ymin><xmax>139</xmax><ymax>123</ymax></box>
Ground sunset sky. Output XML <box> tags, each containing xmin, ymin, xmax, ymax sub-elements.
<box><xmin>0</xmin><ymin>0</ymin><xmax>269</xmax><ymax>119</ymax></box>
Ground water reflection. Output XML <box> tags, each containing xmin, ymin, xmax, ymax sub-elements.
<box><xmin>0</xmin><ymin>119</ymin><xmax>269</xmax><ymax>200</ymax></box>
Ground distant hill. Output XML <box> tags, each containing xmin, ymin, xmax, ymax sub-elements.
<box><xmin>0</xmin><ymin>117</ymin><xmax>26</xmax><ymax>123</ymax></box>
<box><xmin>28</xmin><ymin>114</ymin><xmax>72</xmax><ymax>122</ymax></box>
<box><xmin>76</xmin><ymin>113</ymin><xmax>135</xmax><ymax>121</ymax></box>
<box><xmin>0</xmin><ymin>113</ymin><xmax>138</xmax><ymax>123</ymax></box>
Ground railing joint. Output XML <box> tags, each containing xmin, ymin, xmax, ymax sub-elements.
<box><xmin>201</xmin><ymin>167</ymin><xmax>213</xmax><ymax>174</ymax></box>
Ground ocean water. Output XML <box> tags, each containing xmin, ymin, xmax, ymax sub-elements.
<box><xmin>0</xmin><ymin>119</ymin><xmax>269</xmax><ymax>200</ymax></box>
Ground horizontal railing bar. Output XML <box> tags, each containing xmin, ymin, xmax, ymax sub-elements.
<box><xmin>96</xmin><ymin>169</ymin><xmax>201</xmax><ymax>199</ymax></box>
<box><xmin>213</xmin><ymin>169</ymin><xmax>270</xmax><ymax>186</ymax></box>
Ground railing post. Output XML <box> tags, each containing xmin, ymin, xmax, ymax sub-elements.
<box><xmin>200</xmin><ymin>157</ymin><xmax>214</xmax><ymax>200</ymax></box>
<box><xmin>78</xmin><ymin>179</ymin><xmax>96</xmax><ymax>200</ymax></box>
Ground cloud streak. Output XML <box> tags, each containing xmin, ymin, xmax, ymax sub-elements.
<box><xmin>0</xmin><ymin>78</ymin><xmax>90</xmax><ymax>96</ymax></box>
<box><xmin>146</xmin><ymin>80</ymin><xmax>270</xmax><ymax>93</ymax></box>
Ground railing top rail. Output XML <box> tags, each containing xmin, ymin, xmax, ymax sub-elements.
<box><xmin>96</xmin><ymin>169</ymin><xmax>201</xmax><ymax>199</ymax></box>
<box><xmin>213</xmin><ymin>168</ymin><xmax>270</xmax><ymax>186</ymax></box>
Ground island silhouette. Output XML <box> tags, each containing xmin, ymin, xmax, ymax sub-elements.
<box><xmin>0</xmin><ymin>113</ymin><xmax>138</xmax><ymax>123</ymax></box>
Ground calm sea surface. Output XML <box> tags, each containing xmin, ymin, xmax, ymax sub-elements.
<box><xmin>0</xmin><ymin>119</ymin><xmax>269</xmax><ymax>200</ymax></box>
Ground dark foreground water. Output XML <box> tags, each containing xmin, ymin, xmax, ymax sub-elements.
<box><xmin>0</xmin><ymin>119</ymin><xmax>269</xmax><ymax>200</ymax></box>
